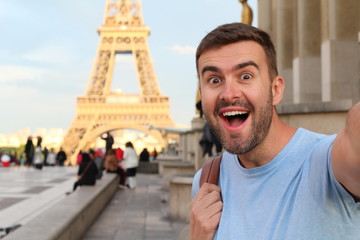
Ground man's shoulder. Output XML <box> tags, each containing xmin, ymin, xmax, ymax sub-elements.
<box><xmin>291</xmin><ymin>128</ymin><xmax>334</xmax><ymax>147</ymax></box>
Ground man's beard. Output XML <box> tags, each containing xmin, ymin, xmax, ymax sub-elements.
<box><xmin>206</xmin><ymin>88</ymin><xmax>273</xmax><ymax>155</ymax></box>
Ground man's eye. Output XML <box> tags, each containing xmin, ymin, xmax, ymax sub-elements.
<box><xmin>209</xmin><ymin>77</ymin><xmax>221</xmax><ymax>84</ymax></box>
<box><xmin>240</xmin><ymin>73</ymin><xmax>252</xmax><ymax>80</ymax></box>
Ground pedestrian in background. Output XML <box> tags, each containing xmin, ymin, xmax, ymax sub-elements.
<box><xmin>72</xmin><ymin>153</ymin><xmax>98</xmax><ymax>192</ymax></box>
<box><xmin>115</xmin><ymin>147</ymin><xmax>124</xmax><ymax>168</ymax></box>
<box><xmin>139</xmin><ymin>148</ymin><xmax>150</xmax><ymax>162</ymax></box>
<box><xmin>42</xmin><ymin>147</ymin><xmax>48</xmax><ymax>166</ymax></box>
<box><xmin>77</xmin><ymin>150</ymin><xmax>83</xmax><ymax>165</ymax></box>
<box><xmin>24</xmin><ymin>136</ymin><xmax>34</xmax><ymax>167</ymax></box>
<box><xmin>105</xmin><ymin>149</ymin><xmax>126</xmax><ymax>188</ymax></box>
<box><xmin>46</xmin><ymin>148</ymin><xmax>57</xmax><ymax>166</ymax></box>
<box><xmin>56</xmin><ymin>147</ymin><xmax>67</xmax><ymax>166</ymax></box>
<box><xmin>101</xmin><ymin>132</ymin><xmax>114</xmax><ymax>155</ymax></box>
<box><xmin>94</xmin><ymin>148</ymin><xmax>105</xmax><ymax>179</ymax></box>
<box><xmin>151</xmin><ymin>148</ymin><xmax>158</xmax><ymax>161</ymax></box>
<box><xmin>1</xmin><ymin>154</ymin><xmax>11</xmax><ymax>167</ymax></box>
<box><xmin>33</xmin><ymin>136</ymin><xmax>43</xmax><ymax>170</ymax></box>
<box><xmin>115</xmin><ymin>147</ymin><xmax>124</xmax><ymax>161</ymax></box>
<box><xmin>199</xmin><ymin>122</ymin><xmax>222</xmax><ymax>157</ymax></box>
<box><xmin>123</xmin><ymin>141</ymin><xmax>138</xmax><ymax>189</ymax></box>
<box><xmin>9</xmin><ymin>151</ymin><xmax>18</xmax><ymax>166</ymax></box>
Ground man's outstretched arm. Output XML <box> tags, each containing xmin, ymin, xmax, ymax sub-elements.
<box><xmin>332</xmin><ymin>101</ymin><xmax>360</xmax><ymax>201</ymax></box>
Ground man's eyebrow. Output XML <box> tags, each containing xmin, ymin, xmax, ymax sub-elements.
<box><xmin>232</xmin><ymin>61</ymin><xmax>259</xmax><ymax>71</ymax></box>
<box><xmin>201</xmin><ymin>61</ymin><xmax>259</xmax><ymax>76</ymax></box>
<box><xmin>201</xmin><ymin>66</ymin><xmax>221</xmax><ymax>76</ymax></box>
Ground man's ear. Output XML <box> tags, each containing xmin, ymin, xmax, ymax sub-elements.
<box><xmin>272</xmin><ymin>76</ymin><xmax>284</xmax><ymax>105</ymax></box>
<box><xmin>198</xmin><ymin>80</ymin><xmax>202</xmax><ymax>98</ymax></box>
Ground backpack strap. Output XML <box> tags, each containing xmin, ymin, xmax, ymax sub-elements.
<box><xmin>199</xmin><ymin>154</ymin><xmax>222</xmax><ymax>187</ymax></box>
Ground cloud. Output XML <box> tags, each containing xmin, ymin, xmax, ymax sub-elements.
<box><xmin>0</xmin><ymin>62</ymin><xmax>88</xmax><ymax>98</ymax></box>
<box><xmin>0</xmin><ymin>65</ymin><xmax>48</xmax><ymax>83</ymax></box>
<box><xmin>0</xmin><ymin>84</ymin><xmax>36</xmax><ymax>98</ymax></box>
<box><xmin>169</xmin><ymin>45</ymin><xmax>196</xmax><ymax>55</ymax></box>
<box><xmin>22</xmin><ymin>45</ymin><xmax>76</xmax><ymax>65</ymax></box>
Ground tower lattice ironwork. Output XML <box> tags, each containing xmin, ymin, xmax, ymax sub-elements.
<box><xmin>62</xmin><ymin>0</ymin><xmax>174</xmax><ymax>165</ymax></box>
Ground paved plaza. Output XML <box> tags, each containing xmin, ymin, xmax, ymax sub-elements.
<box><xmin>0</xmin><ymin>166</ymin><xmax>76</xmax><ymax>230</ymax></box>
<box><xmin>83</xmin><ymin>173</ymin><xmax>187</xmax><ymax>240</ymax></box>
<box><xmin>0</xmin><ymin>166</ymin><xmax>187</xmax><ymax>239</ymax></box>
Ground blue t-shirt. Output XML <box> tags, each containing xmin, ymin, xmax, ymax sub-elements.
<box><xmin>192</xmin><ymin>128</ymin><xmax>360</xmax><ymax>239</ymax></box>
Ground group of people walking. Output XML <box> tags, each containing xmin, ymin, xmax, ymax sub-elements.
<box><xmin>24</xmin><ymin>136</ymin><xmax>67</xmax><ymax>169</ymax></box>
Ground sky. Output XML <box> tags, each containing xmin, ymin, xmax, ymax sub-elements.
<box><xmin>0</xmin><ymin>0</ymin><xmax>257</xmax><ymax>134</ymax></box>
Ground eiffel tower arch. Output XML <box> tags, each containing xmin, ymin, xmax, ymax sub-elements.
<box><xmin>62</xmin><ymin>0</ymin><xmax>174</xmax><ymax>165</ymax></box>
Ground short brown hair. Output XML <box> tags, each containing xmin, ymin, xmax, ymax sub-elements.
<box><xmin>196</xmin><ymin>23</ymin><xmax>278</xmax><ymax>80</ymax></box>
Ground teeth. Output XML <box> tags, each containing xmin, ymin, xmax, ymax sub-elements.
<box><xmin>223</xmin><ymin>111</ymin><xmax>247</xmax><ymax>117</ymax></box>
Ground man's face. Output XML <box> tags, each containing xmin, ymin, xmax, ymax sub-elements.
<box><xmin>198</xmin><ymin>41</ymin><xmax>274</xmax><ymax>154</ymax></box>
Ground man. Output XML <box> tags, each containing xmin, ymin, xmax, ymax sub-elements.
<box><xmin>190</xmin><ymin>23</ymin><xmax>360</xmax><ymax>239</ymax></box>
<box><xmin>139</xmin><ymin>148</ymin><xmax>150</xmax><ymax>162</ymax></box>
<box><xmin>101</xmin><ymin>132</ymin><xmax>114</xmax><ymax>155</ymax></box>
<box><xmin>72</xmin><ymin>152</ymin><xmax>98</xmax><ymax>192</ymax></box>
<box><xmin>24</xmin><ymin>136</ymin><xmax>34</xmax><ymax>167</ymax></box>
<box><xmin>56</xmin><ymin>147</ymin><xmax>67</xmax><ymax>166</ymax></box>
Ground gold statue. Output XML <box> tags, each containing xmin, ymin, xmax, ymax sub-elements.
<box><xmin>239</xmin><ymin>0</ymin><xmax>253</xmax><ymax>25</ymax></box>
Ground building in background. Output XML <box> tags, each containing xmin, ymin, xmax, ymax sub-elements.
<box><xmin>258</xmin><ymin>0</ymin><xmax>360</xmax><ymax>134</ymax></box>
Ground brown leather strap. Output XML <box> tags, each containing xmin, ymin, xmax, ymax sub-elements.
<box><xmin>199</xmin><ymin>154</ymin><xmax>222</xmax><ymax>187</ymax></box>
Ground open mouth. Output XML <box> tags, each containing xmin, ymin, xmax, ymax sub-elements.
<box><xmin>221</xmin><ymin>111</ymin><xmax>249</xmax><ymax>127</ymax></box>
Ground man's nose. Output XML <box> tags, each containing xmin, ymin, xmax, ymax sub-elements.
<box><xmin>219</xmin><ymin>80</ymin><xmax>243</xmax><ymax>102</ymax></box>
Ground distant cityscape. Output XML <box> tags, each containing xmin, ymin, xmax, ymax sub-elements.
<box><xmin>0</xmin><ymin>128</ymin><xmax>65</xmax><ymax>149</ymax></box>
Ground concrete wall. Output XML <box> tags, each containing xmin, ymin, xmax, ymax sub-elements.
<box><xmin>277</xmin><ymin>100</ymin><xmax>352</xmax><ymax>134</ymax></box>
<box><xmin>179</xmin><ymin>118</ymin><xmax>207</xmax><ymax>172</ymax></box>
<box><xmin>169</xmin><ymin>175</ymin><xmax>193</xmax><ymax>223</ymax></box>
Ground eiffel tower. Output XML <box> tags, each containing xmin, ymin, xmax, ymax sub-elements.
<box><xmin>62</xmin><ymin>0</ymin><xmax>174</xmax><ymax>165</ymax></box>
